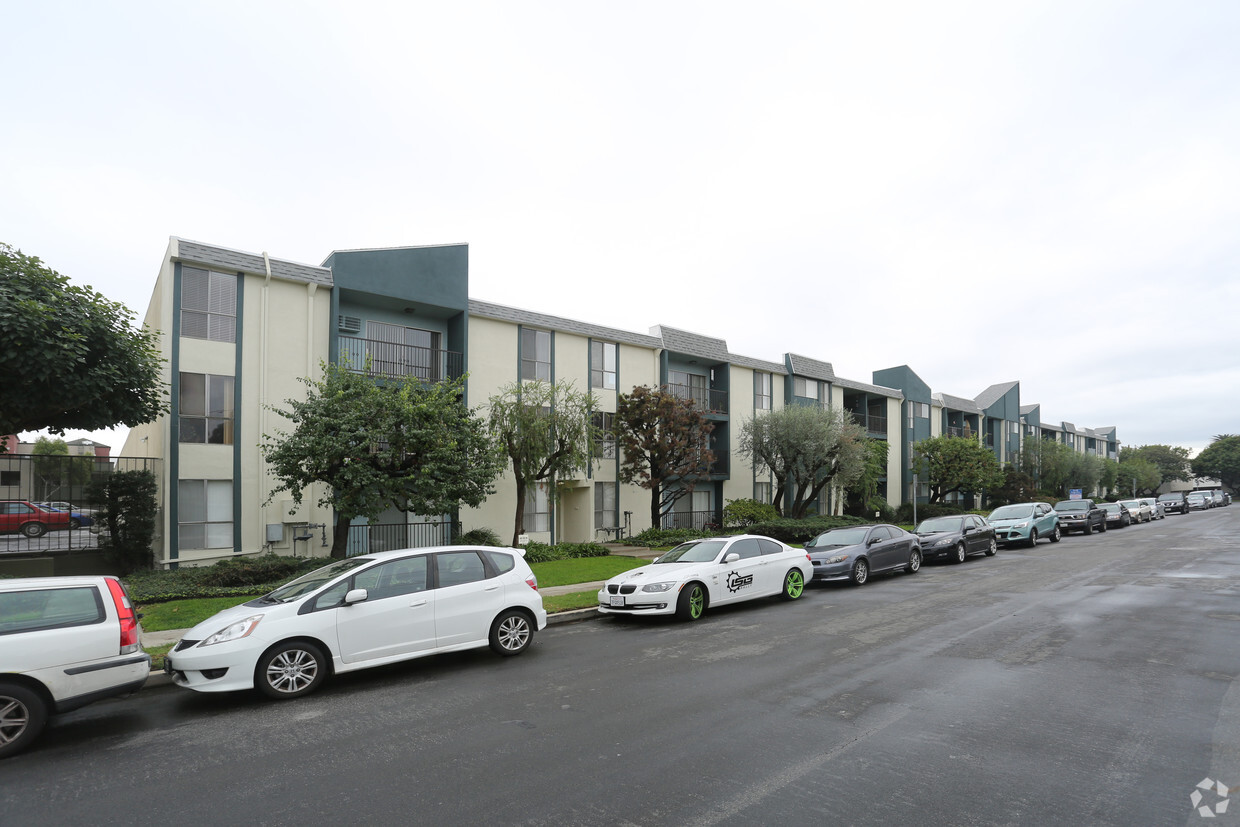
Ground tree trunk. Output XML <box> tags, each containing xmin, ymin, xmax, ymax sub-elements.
<box><xmin>650</xmin><ymin>485</ymin><xmax>662</xmax><ymax>531</ymax></box>
<box><xmin>330</xmin><ymin>515</ymin><xmax>350</xmax><ymax>559</ymax></box>
<box><xmin>511</xmin><ymin>475</ymin><xmax>527</xmax><ymax>548</ymax></box>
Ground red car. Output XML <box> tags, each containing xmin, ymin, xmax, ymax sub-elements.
<box><xmin>0</xmin><ymin>500</ymin><xmax>72</xmax><ymax>538</ymax></box>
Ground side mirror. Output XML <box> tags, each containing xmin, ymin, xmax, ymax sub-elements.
<box><xmin>344</xmin><ymin>588</ymin><xmax>368</xmax><ymax>605</ymax></box>
<box><xmin>867</xmin><ymin>537</ymin><xmax>880</xmax><ymax>547</ymax></box>
<box><xmin>723</xmin><ymin>552</ymin><xmax>740</xmax><ymax>563</ymax></box>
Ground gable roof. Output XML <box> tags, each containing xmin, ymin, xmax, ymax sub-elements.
<box><xmin>786</xmin><ymin>353</ymin><xmax>836</xmax><ymax>382</ymax></box>
<box><xmin>173</xmin><ymin>238</ymin><xmax>333</xmax><ymax>286</ymax></box>
<box><xmin>974</xmin><ymin>381</ymin><xmax>1019</xmax><ymax>410</ymax></box>
<box><xmin>650</xmin><ymin>326</ymin><xmax>730</xmax><ymax>362</ymax></box>
<box><xmin>468</xmin><ymin>300</ymin><xmax>663</xmax><ymax>349</ymax></box>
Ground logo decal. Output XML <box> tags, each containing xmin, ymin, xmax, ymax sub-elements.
<box><xmin>1191</xmin><ymin>778</ymin><xmax>1230</xmax><ymax>817</ymax></box>
<box><xmin>726</xmin><ymin>570</ymin><xmax>754</xmax><ymax>593</ymax></box>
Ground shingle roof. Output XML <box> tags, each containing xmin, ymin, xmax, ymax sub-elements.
<box><xmin>727</xmin><ymin>352</ymin><xmax>786</xmax><ymax>373</ymax></box>
<box><xmin>174</xmin><ymin>238</ymin><xmax>333</xmax><ymax>286</ymax></box>
<box><xmin>469</xmin><ymin>300</ymin><xmax>663</xmax><ymax>349</ymax></box>
<box><xmin>833</xmin><ymin>375</ymin><xmax>904</xmax><ymax>399</ymax></box>
<box><xmin>937</xmin><ymin>393</ymin><xmax>981</xmax><ymax>413</ymax></box>
<box><xmin>650</xmin><ymin>326</ymin><xmax>730</xmax><ymax>362</ymax></box>
<box><xmin>1020</xmin><ymin>403</ymin><xmax>1039</xmax><ymax>415</ymax></box>
<box><xmin>786</xmin><ymin>353</ymin><xmax>836</xmax><ymax>382</ymax></box>
<box><xmin>974</xmin><ymin>381</ymin><xmax>1018</xmax><ymax>410</ymax></box>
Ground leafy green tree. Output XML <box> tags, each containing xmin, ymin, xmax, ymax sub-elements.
<box><xmin>94</xmin><ymin>468</ymin><xmax>159</xmax><ymax>574</ymax></box>
<box><xmin>1034</xmin><ymin>440</ymin><xmax>1104</xmax><ymax>498</ymax></box>
<box><xmin>486</xmin><ymin>380</ymin><xmax>600</xmax><ymax>547</ymax></box>
<box><xmin>261</xmin><ymin>363</ymin><xmax>504</xmax><ymax>558</ymax></box>
<box><xmin>1192</xmin><ymin>435</ymin><xmax>1240</xmax><ymax>491</ymax></box>
<box><xmin>740</xmin><ymin>404</ymin><xmax>867</xmax><ymax>518</ymax></box>
<box><xmin>1097</xmin><ymin>456</ymin><xmax>1119</xmax><ymax>497</ymax></box>
<box><xmin>613</xmin><ymin>386</ymin><xmax>715</xmax><ymax>528</ymax></box>
<box><xmin>0</xmin><ymin>243</ymin><xmax>166</xmax><ymax>445</ymax></box>
<box><xmin>845</xmin><ymin>438</ymin><xmax>890</xmax><ymax>516</ymax></box>
<box><xmin>30</xmin><ymin>436</ymin><xmax>93</xmax><ymax>501</ymax></box>
<box><xmin>912</xmin><ymin>435</ymin><xmax>1005</xmax><ymax>504</ymax></box>
<box><xmin>1116</xmin><ymin>456</ymin><xmax>1161</xmax><ymax>497</ymax></box>
<box><xmin>1119</xmin><ymin>444</ymin><xmax>1192</xmax><ymax>484</ymax></box>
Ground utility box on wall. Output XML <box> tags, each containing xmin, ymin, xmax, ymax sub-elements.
<box><xmin>266</xmin><ymin>524</ymin><xmax>284</xmax><ymax>543</ymax></box>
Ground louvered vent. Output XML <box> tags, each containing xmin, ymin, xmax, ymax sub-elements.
<box><xmin>338</xmin><ymin>315</ymin><xmax>362</xmax><ymax>334</ymax></box>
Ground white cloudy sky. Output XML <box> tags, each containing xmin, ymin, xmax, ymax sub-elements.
<box><xmin>3</xmin><ymin>1</ymin><xmax>1237</xmax><ymax>456</ymax></box>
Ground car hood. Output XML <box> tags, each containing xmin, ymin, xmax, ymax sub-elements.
<box><xmin>987</xmin><ymin>518</ymin><xmax>1030</xmax><ymax>528</ymax></box>
<box><xmin>916</xmin><ymin>530</ymin><xmax>962</xmax><ymax>540</ymax></box>
<box><xmin>180</xmin><ymin>597</ymin><xmax>291</xmax><ymax>639</ymax></box>
<box><xmin>806</xmin><ymin>543</ymin><xmax>864</xmax><ymax>559</ymax></box>
<box><xmin>604</xmin><ymin>562</ymin><xmax>697</xmax><ymax>586</ymax></box>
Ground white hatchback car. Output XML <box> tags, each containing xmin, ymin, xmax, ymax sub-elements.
<box><xmin>165</xmin><ymin>546</ymin><xmax>547</xmax><ymax>699</ymax></box>
<box><xmin>0</xmin><ymin>575</ymin><xmax>149</xmax><ymax>758</ymax></box>
<box><xmin>598</xmin><ymin>534</ymin><xmax>813</xmax><ymax>621</ymax></box>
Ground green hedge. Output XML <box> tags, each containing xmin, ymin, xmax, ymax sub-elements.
<box><xmin>627</xmin><ymin>527</ymin><xmax>719</xmax><ymax>548</ymax></box>
<box><xmin>521</xmin><ymin>542</ymin><xmax>611</xmax><ymax>563</ymax></box>
<box><xmin>742</xmin><ymin>515</ymin><xmax>869</xmax><ymax>544</ymax></box>
<box><xmin>125</xmin><ymin>555</ymin><xmax>324</xmax><ymax>604</ymax></box>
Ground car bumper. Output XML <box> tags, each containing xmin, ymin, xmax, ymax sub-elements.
<box><xmin>809</xmin><ymin>560</ymin><xmax>854</xmax><ymax>581</ymax></box>
<box><xmin>992</xmin><ymin>527</ymin><xmax>1031</xmax><ymax>544</ymax></box>
<box><xmin>1058</xmin><ymin>518</ymin><xmax>1088</xmax><ymax>532</ymax></box>
<box><xmin>921</xmin><ymin>543</ymin><xmax>959</xmax><ymax>559</ymax></box>
<box><xmin>597</xmin><ymin>588</ymin><xmax>676</xmax><ymax>615</ymax></box>
<box><xmin>165</xmin><ymin>640</ymin><xmax>265</xmax><ymax>694</ymax></box>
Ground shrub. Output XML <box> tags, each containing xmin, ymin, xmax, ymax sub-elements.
<box><xmin>741</xmin><ymin>515</ymin><xmax>869</xmax><ymax>545</ymax></box>
<box><xmin>124</xmin><ymin>554</ymin><xmax>323</xmax><ymax>603</ymax></box>
<box><xmin>894</xmin><ymin>501</ymin><xmax>971</xmax><ymax>524</ymax></box>
<box><xmin>722</xmin><ymin>498</ymin><xmax>780</xmax><ymax>527</ymax></box>
<box><xmin>628</xmin><ymin>527</ymin><xmax>718</xmax><ymax>548</ymax></box>
<box><xmin>862</xmin><ymin>497</ymin><xmax>897</xmax><ymax>524</ymax></box>
<box><xmin>454</xmin><ymin>527</ymin><xmax>502</xmax><ymax>546</ymax></box>
<box><xmin>521</xmin><ymin>541</ymin><xmax>611</xmax><ymax>563</ymax></box>
<box><xmin>93</xmin><ymin>469</ymin><xmax>159</xmax><ymax>574</ymax></box>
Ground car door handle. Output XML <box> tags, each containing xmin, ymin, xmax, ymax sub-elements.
<box><xmin>408</xmin><ymin>600</ymin><xmax>427</xmax><ymax>608</ymax></box>
<box><xmin>484</xmin><ymin>585</ymin><xmax>500</xmax><ymax>591</ymax></box>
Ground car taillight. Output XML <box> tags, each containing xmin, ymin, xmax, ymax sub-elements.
<box><xmin>105</xmin><ymin>577</ymin><xmax>141</xmax><ymax>654</ymax></box>
<box><xmin>525</xmin><ymin>575</ymin><xmax>538</xmax><ymax>591</ymax></box>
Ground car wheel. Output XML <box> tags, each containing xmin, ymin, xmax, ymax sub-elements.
<box><xmin>1100</xmin><ymin>519</ymin><xmax>1107</xmax><ymax>532</ymax></box>
<box><xmin>255</xmin><ymin>641</ymin><xmax>327</xmax><ymax>700</ymax></box>
<box><xmin>1050</xmin><ymin>525</ymin><xmax>1062</xmax><ymax>543</ymax></box>
<box><xmin>953</xmin><ymin>542</ymin><xmax>967</xmax><ymax>564</ymax></box>
<box><xmin>1084</xmin><ymin>521</ymin><xmax>1094</xmax><ymax>536</ymax></box>
<box><xmin>779</xmin><ymin>569</ymin><xmax>805</xmax><ymax>601</ymax></box>
<box><xmin>985</xmin><ymin>538</ymin><xmax>997</xmax><ymax>557</ymax></box>
<box><xmin>0</xmin><ymin>683</ymin><xmax>48</xmax><ymax>759</ymax></box>
<box><xmin>489</xmin><ymin>610</ymin><xmax>534</xmax><ymax>656</ymax></box>
<box><xmin>1027</xmin><ymin>528</ymin><xmax>1039</xmax><ymax>548</ymax></box>
<box><xmin>69</xmin><ymin>517</ymin><xmax>82</xmax><ymax>530</ymax></box>
<box><xmin>676</xmin><ymin>582</ymin><xmax>707</xmax><ymax>621</ymax></box>
<box><xmin>906</xmin><ymin>549</ymin><xmax>922</xmax><ymax>574</ymax></box>
<box><xmin>20</xmin><ymin>522</ymin><xmax>46</xmax><ymax>539</ymax></box>
<box><xmin>850</xmin><ymin>559</ymin><xmax>869</xmax><ymax>586</ymax></box>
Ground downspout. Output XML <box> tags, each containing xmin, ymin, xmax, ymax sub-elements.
<box><xmin>261</xmin><ymin>253</ymin><xmax>272</xmax><ymax>546</ymax></box>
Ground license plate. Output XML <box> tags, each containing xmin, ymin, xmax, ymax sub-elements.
<box><xmin>609</xmin><ymin>595</ymin><xmax>625</xmax><ymax>607</ymax></box>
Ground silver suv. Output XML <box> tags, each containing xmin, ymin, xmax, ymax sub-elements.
<box><xmin>0</xmin><ymin>576</ymin><xmax>149</xmax><ymax>758</ymax></box>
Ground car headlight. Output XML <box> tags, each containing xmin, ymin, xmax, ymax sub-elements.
<box><xmin>641</xmin><ymin>582</ymin><xmax>675</xmax><ymax>593</ymax></box>
<box><xmin>200</xmin><ymin>615</ymin><xmax>264</xmax><ymax>647</ymax></box>
<box><xmin>1012</xmin><ymin>522</ymin><xmax>1028</xmax><ymax>528</ymax></box>
<box><xmin>932</xmin><ymin>538</ymin><xmax>954</xmax><ymax>547</ymax></box>
<box><xmin>824</xmin><ymin>555</ymin><xmax>850</xmax><ymax>564</ymax></box>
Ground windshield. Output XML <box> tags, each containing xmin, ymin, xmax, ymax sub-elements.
<box><xmin>1188</xmin><ymin>494</ymin><xmax>1205</xmax><ymax>501</ymax></box>
<box><xmin>1119</xmin><ymin>500</ymin><xmax>1143</xmax><ymax>509</ymax></box>
<box><xmin>989</xmin><ymin>505</ymin><xmax>1033</xmax><ymax>520</ymax></box>
<box><xmin>1100</xmin><ymin>503</ymin><xmax>1120</xmax><ymax>513</ymax></box>
<box><xmin>811</xmin><ymin>527</ymin><xmax>870</xmax><ymax>547</ymax></box>
<box><xmin>1157</xmin><ymin>495</ymin><xmax>1178</xmax><ymax>501</ymax></box>
<box><xmin>656</xmin><ymin>540</ymin><xmax>727</xmax><ymax>564</ymax></box>
<box><xmin>1055</xmin><ymin>501</ymin><xmax>1087</xmax><ymax>512</ymax></box>
<box><xmin>265</xmin><ymin>558</ymin><xmax>371</xmax><ymax>602</ymax></box>
<box><xmin>916</xmin><ymin>517</ymin><xmax>964</xmax><ymax>533</ymax></box>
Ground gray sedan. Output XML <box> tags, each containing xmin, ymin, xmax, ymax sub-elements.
<box><xmin>805</xmin><ymin>524</ymin><xmax>921</xmax><ymax>586</ymax></box>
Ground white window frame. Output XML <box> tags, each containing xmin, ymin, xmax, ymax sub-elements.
<box><xmin>591</xmin><ymin>341</ymin><xmax>617</xmax><ymax>390</ymax></box>
<box><xmin>178</xmin><ymin>479</ymin><xmax>234</xmax><ymax>549</ymax></box>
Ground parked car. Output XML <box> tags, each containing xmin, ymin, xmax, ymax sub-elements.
<box><xmin>1210</xmin><ymin>490</ymin><xmax>1228</xmax><ymax>507</ymax></box>
<box><xmin>1157</xmin><ymin>492</ymin><xmax>1189</xmax><ymax>515</ymax></box>
<box><xmin>914</xmin><ymin>514</ymin><xmax>997</xmax><ymax>563</ymax></box>
<box><xmin>0</xmin><ymin>575</ymin><xmax>148</xmax><ymax>758</ymax></box>
<box><xmin>599</xmin><ymin>535</ymin><xmax>812</xmax><ymax>620</ymax></box>
<box><xmin>166</xmin><ymin>546</ymin><xmax>547</xmax><ymax>699</ymax></box>
<box><xmin>1187</xmin><ymin>492</ymin><xmax>1211</xmax><ymax>511</ymax></box>
<box><xmin>987</xmin><ymin>502</ymin><xmax>1061</xmax><ymax>547</ymax></box>
<box><xmin>1053</xmin><ymin>499</ymin><xmax>1108</xmax><ymax>535</ymax></box>
<box><xmin>1119</xmin><ymin>499</ymin><xmax>1153</xmax><ymax>523</ymax></box>
<box><xmin>34</xmin><ymin>501</ymin><xmax>96</xmax><ymax>517</ymax></box>
<box><xmin>804</xmin><ymin>524</ymin><xmax>921</xmax><ymax>586</ymax></box>
<box><xmin>32</xmin><ymin>502</ymin><xmax>93</xmax><ymax>530</ymax></box>
<box><xmin>1100</xmin><ymin>502</ymin><xmax>1132</xmax><ymax>528</ymax></box>
<box><xmin>0</xmin><ymin>501</ymin><xmax>73</xmax><ymax>538</ymax></box>
<box><xmin>1138</xmin><ymin>497</ymin><xmax>1165</xmax><ymax>519</ymax></box>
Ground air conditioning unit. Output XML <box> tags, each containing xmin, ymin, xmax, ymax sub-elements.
<box><xmin>338</xmin><ymin>315</ymin><xmax>362</xmax><ymax>334</ymax></box>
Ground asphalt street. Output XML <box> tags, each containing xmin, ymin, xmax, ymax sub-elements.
<box><xmin>4</xmin><ymin>507</ymin><xmax>1238</xmax><ymax>826</ymax></box>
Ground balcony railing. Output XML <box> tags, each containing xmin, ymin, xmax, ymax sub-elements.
<box><xmin>852</xmin><ymin>413</ymin><xmax>888</xmax><ymax>436</ymax></box>
<box><xmin>661</xmin><ymin>509</ymin><xmax>718</xmax><ymax>532</ymax></box>
<box><xmin>667</xmin><ymin>383</ymin><xmax>728</xmax><ymax>414</ymax></box>
<box><xmin>346</xmin><ymin>520</ymin><xmax>453</xmax><ymax>557</ymax></box>
<box><xmin>947</xmin><ymin>425</ymin><xmax>964</xmax><ymax>438</ymax></box>
<box><xmin>339</xmin><ymin>336</ymin><xmax>464</xmax><ymax>382</ymax></box>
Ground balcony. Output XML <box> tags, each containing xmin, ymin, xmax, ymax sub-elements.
<box><xmin>661</xmin><ymin>509</ymin><xmax>718</xmax><ymax>531</ymax></box>
<box><xmin>852</xmin><ymin>413</ymin><xmax>888</xmax><ymax>437</ymax></box>
<box><xmin>947</xmin><ymin>425</ymin><xmax>964</xmax><ymax>438</ymax></box>
<box><xmin>667</xmin><ymin>383</ymin><xmax>728</xmax><ymax>414</ymax></box>
<box><xmin>346</xmin><ymin>520</ymin><xmax>453</xmax><ymax>556</ymax></box>
<box><xmin>339</xmin><ymin>336</ymin><xmax>464</xmax><ymax>382</ymax></box>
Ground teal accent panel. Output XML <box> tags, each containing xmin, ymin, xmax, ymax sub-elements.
<box><xmin>169</xmin><ymin>263</ymin><xmax>181</xmax><ymax>560</ymax></box>
<box><xmin>329</xmin><ymin>283</ymin><xmax>340</xmax><ymax>366</ymax></box>
<box><xmin>233</xmin><ymin>272</ymin><xmax>244</xmax><ymax>553</ymax></box>
<box><xmin>323</xmin><ymin>245</ymin><xmax>468</xmax><ymax>310</ymax></box>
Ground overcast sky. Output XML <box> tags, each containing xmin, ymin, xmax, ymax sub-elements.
<box><xmin>4</xmin><ymin>1</ymin><xmax>1237</xmax><ymax>457</ymax></box>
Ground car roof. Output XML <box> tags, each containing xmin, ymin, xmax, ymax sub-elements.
<box><xmin>347</xmin><ymin>544</ymin><xmax>527</xmax><ymax>564</ymax></box>
<box><xmin>0</xmin><ymin>575</ymin><xmax>118</xmax><ymax>589</ymax></box>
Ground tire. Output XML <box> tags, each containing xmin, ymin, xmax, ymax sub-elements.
<box><xmin>0</xmin><ymin>683</ymin><xmax>48</xmax><ymax>759</ymax></box>
<box><xmin>20</xmin><ymin>522</ymin><xmax>46</xmax><ymax>539</ymax></box>
<box><xmin>1100</xmin><ymin>519</ymin><xmax>1108</xmax><ymax>532</ymax></box>
<box><xmin>906</xmin><ymin>549</ymin><xmax>922</xmax><ymax>574</ymax></box>
<box><xmin>850</xmin><ymin>559</ymin><xmax>869</xmax><ymax>586</ymax></box>
<box><xmin>1084</xmin><ymin>521</ymin><xmax>1094</xmax><ymax>536</ymax></box>
<box><xmin>255</xmin><ymin>641</ymin><xmax>328</xmax><ymax>700</ymax></box>
<box><xmin>953</xmin><ymin>542</ymin><xmax>967</xmax><ymax>565</ymax></box>
<box><xmin>1027</xmin><ymin>528</ymin><xmax>1039</xmax><ymax>548</ymax></box>
<box><xmin>69</xmin><ymin>518</ymin><xmax>82</xmax><ymax>530</ymax></box>
<box><xmin>1049</xmin><ymin>525</ymin><xmax>1062</xmax><ymax>543</ymax></box>
<box><xmin>489</xmin><ymin>610</ymin><xmax>533</xmax><ymax>656</ymax></box>
<box><xmin>985</xmin><ymin>538</ymin><xmax>997</xmax><ymax>557</ymax></box>
<box><xmin>676</xmin><ymin>582</ymin><xmax>707</xmax><ymax>621</ymax></box>
<box><xmin>779</xmin><ymin>569</ymin><xmax>806</xmax><ymax>601</ymax></box>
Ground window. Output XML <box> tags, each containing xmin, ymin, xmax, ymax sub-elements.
<box><xmin>524</xmin><ymin>482</ymin><xmax>550</xmax><ymax>532</ymax></box>
<box><xmin>521</xmin><ymin>328</ymin><xmax>551</xmax><ymax>382</ymax></box>
<box><xmin>595</xmin><ymin>482</ymin><xmax>617</xmax><ymax>530</ymax></box>
<box><xmin>754</xmin><ymin>481</ymin><xmax>771</xmax><ymax>504</ymax></box>
<box><xmin>179</xmin><ymin>373</ymin><xmax>235</xmax><ymax>444</ymax></box>
<box><xmin>0</xmin><ymin>471</ymin><xmax>18</xmax><ymax>487</ymax></box>
<box><xmin>794</xmin><ymin>377</ymin><xmax>817</xmax><ymax>401</ymax></box>
<box><xmin>729</xmin><ymin>538</ymin><xmax>762</xmax><ymax>559</ymax></box>
<box><xmin>181</xmin><ymin>267</ymin><xmax>236</xmax><ymax>342</ymax></box>
<box><xmin>591</xmin><ymin>341</ymin><xmax>616</xmax><ymax>390</ymax></box>
<box><xmin>435</xmin><ymin>551</ymin><xmax>488</xmax><ymax>588</ymax></box>
<box><xmin>178</xmin><ymin>480</ymin><xmax>233</xmax><ymax>549</ymax></box>
<box><xmin>354</xmin><ymin>556</ymin><xmax>429</xmax><ymax>600</ymax></box>
<box><xmin>0</xmin><ymin>586</ymin><xmax>104</xmax><ymax>635</ymax></box>
<box><xmin>755</xmin><ymin>373</ymin><xmax>772</xmax><ymax>411</ymax></box>
<box><xmin>367</xmin><ymin>322</ymin><xmax>441</xmax><ymax>380</ymax></box>
<box><xmin>669</xmin><ymin>370</ymin><xmax>708</xmax><ymax>408</ymax></box>
<box><xmin>591</xmin><ymin>412</ymin><xmax>616</xmax><ymax>459</ymax></box>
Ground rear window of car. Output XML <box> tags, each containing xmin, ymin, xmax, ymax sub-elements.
<box><xmin>0</xmin><ymin>586</ymin><xmax>105</xmax><ymax>635</ymax></box>
<box><xmin>484</xmin><ymin>550</ymin><xmax>516</xmax><ymax>573</ymax></box>
<box><xmin>1055</xmin><ymin>502</ymin><xmax>1087</xmax><ymax>512</ymax></box>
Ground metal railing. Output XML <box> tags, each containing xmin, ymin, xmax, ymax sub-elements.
<box><xmin>660</xmin><ymin>509</ymin><xmax>718</xmax><ymax>531</ymax></box>
<box><xmin>946</xmin><ymin>425</ymin><xmax>964</xmax><ymax>438</ymax></box>
<box><xmin>339</xmin><ymin>336</ymin><xmax>464</xmax><ymax>382</ymax></box>
<box><xmin>853</xmin><ymin>413</ymin><xmax>888</xmax><ymax>435</ymax></box>
<box><xmin>666</xmin><ymin>383</ymin><xmax>728</xmax><ymax>414</ymax></box>
<box><xmin>346</xmin><ymin>520</ymin><xmax>453</xmax><ymax>557</ymax></box>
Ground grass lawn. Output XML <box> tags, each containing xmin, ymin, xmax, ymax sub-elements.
<box><xmin>540</xmin><ymin>589</ymin><xmax>600</xmax><ymax>613</ymax></box>
<box><xmin>144</xmin><ymin>642</ymin><xmax>173</xmax><ymax>671</ymax></box>
<box><xmin>529</xmin><ymin>555</ymin><xmax>649</xmax><ymax>587</ymax></box>
<box><xmin>140</xmin><ymin>595</ymin><xmax>256</xmax><ymax>632</ymax></box>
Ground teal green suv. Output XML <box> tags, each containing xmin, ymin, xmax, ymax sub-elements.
<box><xmin>987</xmin><ymin>502</ymin><xmax>1061</xmax><ymax>547</ymax></box>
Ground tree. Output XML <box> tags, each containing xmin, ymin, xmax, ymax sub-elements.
<box><xmin>912</xmin><ymin>435</ymin><xmax>1005</xmax><ymax>504</ymax></box>
<box><xmin>1097</xmin><ymin>456</ymin><xmax>1119</xmax><ymax>497</ymax></box>
<box><xmin>1034</xmin><ymin>440</ymin><xmax>1104</xmax><ymax>498</ymax></box>
<box><xmin>261</xmin><ymin>362</ymin><xmax>504</xmax><ymax>557</ymax></box>
<box><xmin>0</xmin><ymin>243</ymin><xmax>166</xmax><ymax>445</ymax></box>
<box><xmin>30</xmin><ymin>436</ymin><xmax>93</xmax><ymax>501</ymax></box>
<box><xmin>845</xmin><ymin>439</ymin><xmax>891</xmax><ymax>516</ymax></box>
<box><xmin>1119</xmin><ymin>444</ymin><xmax>1192</xmax><ymax>484</ymax></box>
<box><xmin>1116</xmin><ymin>456</ymin><xmax>1161</xmax><ymax>497</ymax></box>
<box><xmin>94</xmin><ymin>468</ymin><xmax>159</xmax><ymax>574</ymax></box>
<box><xmin>739</xmin><ymin>404</ymin><xmax>867</xmax><ymax>518</ymax></box>
<box><xmin>486</xmin><ymin>380</ymin><xmax>600</xmax><ymax>547</ymax></box>
<box><xmin>613</xmin><ymin>386</ymin><xmax>715</xmax><ymax>528</ymax></box>
<box><xmin>1192</xmin><ymin>435</ymin><xmax>1240</xmax><ymax>492</ymax></box>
